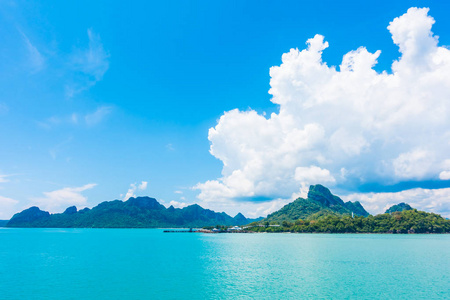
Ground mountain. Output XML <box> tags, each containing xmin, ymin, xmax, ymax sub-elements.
<box><xmin>385</xmin><ymin>203</ymin><xmax>413</xmax><ymax>214</ymax></box>
<box><xmin>6</xmin><ymin>197</ymin><xmax>262</xmax><ymax>228</ymax></box>
<box><xmin>263</xmin><ymin>184</ymin><xmax>369</xmax><ymax>222</ymax></box>
<box><xmin>0</xmin><ymin>220</ymin><xmax>9</xmax><ymax>227</ymax></box>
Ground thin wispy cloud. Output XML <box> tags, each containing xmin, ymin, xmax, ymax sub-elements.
<box><xmin>49</xmin><ymin>137</ymin><xmax>73</xmax><ymax>160</ymax></box>
<box><xmin>85</xmin><ymin>106</ymin><xmax>113</xmax><ymax>126</ymax></box>
<box><xmin>0</xmin><ymin>174</ymin><xmax>10</xmax><ymax>183</ymax></box>
<box><xmin>66</xmin><ymin>28</ymin><xmax>109</xmax><ymax>98</ymax></box>
<box><xmin>38</xmin><ymin>106</ymin><xmax>113</xmax><ymax>129</ymax></box>
<box><xmin>19</xmin><ymin>30</ymin><xmax>45</xmax><ymax>73</ymax></box>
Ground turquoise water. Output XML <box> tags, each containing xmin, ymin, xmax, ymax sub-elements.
<box><xmin>0</xmin><ymin>229</ymin><xmax>449</xmax><ymax>299</ymax></box>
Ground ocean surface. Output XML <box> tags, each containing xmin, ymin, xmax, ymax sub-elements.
<box><xmin>0</xmin><ymin>229</ymin><xmax>449</xmax><ymax>299</ymax></box>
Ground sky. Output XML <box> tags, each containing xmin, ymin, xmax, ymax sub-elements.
<box><xmin>1</xmin><ymin>0</ymin><xmax>450</xmax><ymax>219</ymax></box>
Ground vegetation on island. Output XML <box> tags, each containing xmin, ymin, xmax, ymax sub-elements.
<box><xmin>244</xmin><ymin>186</ymin><xmax>450</xmax><ymax>233</ymax></box>
<box><xmin>246</xmin><ymin>209</ymin><xmax>450</xmax><ymax>233</ymax></box>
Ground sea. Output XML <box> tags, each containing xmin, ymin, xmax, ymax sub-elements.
<box><xmin>0</xmin><ymin>228</ymin><xmax>449</xmax><ymax>299</ymax></box>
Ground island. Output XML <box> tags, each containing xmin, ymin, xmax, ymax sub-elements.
<box><xmin>240</xmin><ymin>185</ymin><xmax>450</xmax><ymax>233</ymax></box>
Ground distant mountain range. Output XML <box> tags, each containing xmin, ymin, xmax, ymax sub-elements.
<box><xmin>6</xmin><ymin>197</ymin><xmax>262</xmax><ymax>228</ymax></box>
<box><xmin>263</xmin><ymin>184</ymin><xmax>369</xmax><ymax>222</ymax></box>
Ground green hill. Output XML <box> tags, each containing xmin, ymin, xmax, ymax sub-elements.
<box><xmin>6</xmin><ymin>197</ymin><xmax>262</xmax><ymax>228</ymax></box>
<box><xmin>263</xmin><ymin>184</ymin><xmax>369</xmax><ymax>222</ymax></box>
<box><xmin>385</xmin><ymin>202</ymin><xmax>413</xmax><ymax>214</ymax></box>
<box><xmin>248</xmin><ymin>189</ymin><xmax>450</xmax><ymax>233</ymax></box>
<box><xmin>249</xmin><ymin>209</ymin><xmax>450</xmax><ymax>234</ymax></box>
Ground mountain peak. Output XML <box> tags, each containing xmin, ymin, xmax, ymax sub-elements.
<box><xmin>264</xmin><ymin>185</ymin><xmax>370</xmax><ymax>222</ymax></box>
<box><xmin>385</xmin><ymin>203</ymin><xmax>413</xmax><ymax>214</ymax></box>
<box><xmin>307</xmin><ymin>184</ymin><xmax>344</xmax><ymax>207</ymax></box>
<box><xmin>7</xmin><ymin>206</ymin><xmax>50</xmax><ymax>227</ymax></box>
<box><xmin>234</xmin><ymin>212</ymin><xmax>245</xmax><ymax>218</ymax></box>
<box><xmin>126</xmin><ymin>196</ymin><xmax>164</xmax><ymax>210</ymax></box>
<box><xmin>63</xmin><ymin>206</ymin><xmax>77</xmax><ymax>215</ymax></box>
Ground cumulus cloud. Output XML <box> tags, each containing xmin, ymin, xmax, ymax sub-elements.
<box><xmin>124</xmin><ymin>184</ymin><xmax>137</xmax><ymax>200</ymax></box>
<box><xmin>196</xmin><ymin>197</ymin><xmax>290</xmax><ymax>219</ymax></box>
<box><xmin>123</xmin><ymin>181</ymin><xmax>148</xmax><ymax>200</ymax></box>
<box><xmin>32</xmin><ymin>183</ymin><xmax>97</xmax><ymax>212</ymax></box>
<box><xmin>138</xmin><ymin>181</ymin><xmax>148</xmax><ymax>190</ymax></box>
<box><xmin>195</xmin><ymin>8</ymin><xmax>450</xmax><ymax>216</ymax></box>
<box><xmin>344</xmin><ymin>188</ymin><xmax>450</xmax><ymax>218</ymax></box>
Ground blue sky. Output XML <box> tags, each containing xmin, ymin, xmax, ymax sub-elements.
<box><xmin>1</xmin><ymin>0</ymin><xmax>450</xmax><ymax>219</ymax></box>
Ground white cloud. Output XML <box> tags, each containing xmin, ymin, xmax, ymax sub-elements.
<box><xmin>48</xmin><ymin>137</ymin><xmax>73</xmax><ymax>160</ymax></box>
<box><xmin>32</xmin><ymin>183</ymin><xmax>97</xmax><ymax>213</ymax></box>
<box><xmin>0</xmin><ymin>174</ymin><xmax>10</xmax><ymax>183</ymax></box>
<box><xmin>123</xmin><ymin>181</ymin><xmax>148</xmax><ymax>200</ymax></box>
<box><xmin>66</xmin><ymin>28</ymin><xmax>109</xmax><ymax>97</ymax></box>
<box><xmin>138</xmin><ymin>181</ymin><xmax>148</xmax><ymax>190</ymax></box>
<box><xmin>38</xmin><ymin>106</ymin><xmax>113</xmax><ymax>129</ymax></box>
<box><xmin>294</xmin><ymin>166</ymin><xmax>335</xmax><ymax>188</ymax></box>
<box><xmin>0</xmin><ymin>195</ymin><xmax>19</xmax><ymax>219</ymax></box>
<box><xmin>166</xmin><ymin>143</ymin><xmax>175</xmax><ymax>151</ymax></box>
<box><xmin>438</xmin><ymin>159</ymin><xmax>450</xmax><ymax>180</ymax></box>
<box><xmin>197</xmin><ymin>197</ymin><xmax>290</xmax><ymax>219</ymax></box>
<box><xmin>439</xmin><ymin>171</ymin><xmax>450</xmax><ymax>180</ymax></box>
<box><xmin>195</xmin><ymin>7</ymin><xmax>450</xmax><ymax>214</ymax></box>
<box><xmin>77</xmin><ymin>29</ymin><xmax>109</xmax><ymax>81</ymax></box>
<box><xmin>168</xmin><ymin>201</ymin><xmax>188</xmax><ymax>209</ymax></box>
<box><xmin>392</xmin><ymin>149</ymin><xmax>435</xmax><ymax>180</ymax></box>
<box><xmin>20</xmin><ymin>31</ymin><xmax>45</xmax><ymax>73</ymax></box>
<box><xmin>124</xmin><ymin>184</ymin><xmax>137</xmax><ymax>201</ymax></box>
<box><xmin>344</xmin><ymin>188</ymin><xmax>450</xmax><ymax>218</ymax></box>
<box><xmin>84</xmin><ymin>106</ymin><xmax>113</xmax><ymax>126</ymax></box>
